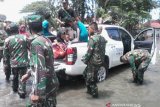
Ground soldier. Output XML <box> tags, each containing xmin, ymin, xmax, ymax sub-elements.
<box><xmin>82</xmin><ymin>22</ymin><xmax>107</xmax><ymax>98</ymax></box>
<box><xmin>3</xmin><ymin>23</ymin><xmax>29</xmax><ymax>98</ymax></box>
<box><xmin>120</xmin><ymin>49</ymin><xmax>151</xmax><ymax>85</ymax></box>
<box><xmin>0</xmin><ymin>22</ymin><xmax>8</xmax><ymax>61</ymax></box>
<box><xmin>57</xmin><ymin>0</ymin><xmax>76</xmax><ymax>28</ymax></box>
<box><xmin>21</xmin><ymin>15</ymin><xmax>59</xmax><ymax>107</ymax></box>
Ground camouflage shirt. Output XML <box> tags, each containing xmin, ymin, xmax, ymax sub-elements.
<box><xmin>122</xmin><ymin>49</ymin><xmax>151</xmax><ymax>71</ymax></box>
<box><xmin>3</xmin><ymin>34</ymin><xmax>29</xmax><ymax>68</ymax></box>
<box><xmin>0</xmin><ymin>30</ymin><xmax>8</xmax><ymax>48</ymax></box>
<box><xmin>82</xmin><ymin>34</ymin><xmax>107</xmax><ymax>65</ymax></box>
<box><xmin>28</xmin><ymin>34</ymin><xmax>59</xmax><ymax>99</ymax></box>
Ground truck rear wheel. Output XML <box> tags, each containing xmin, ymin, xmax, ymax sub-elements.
<box><xmin>97</xmin><ymin>57</ymin><xmax>109</xmax><ymax>82</ymax></box>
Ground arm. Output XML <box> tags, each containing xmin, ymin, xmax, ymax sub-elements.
<box><xmin>56</xmin><ymin>10</ymin><xmax>65</xmax><ymax>25</ymax></box>
<box><xmin>55</xmin><ymin>18</ymin><xmax>65</xmax><ymax>25</ymax></box>
<box><xmin>21</xmin><ymin>68</ymin><xmax>32</xmax><ymax>82</ymax></box>
<box><xmin>72</xmin><ymin>9</ymin><xmax>76</xmax><ymax>19</ymax></box>
<box><xmin>30</xmin><ymin>43</ymin><xmax>47</xmax><ymax>101</ymax></box>
<box><xmin>128</xmin><ymin>55</ymin><xmax>137</xmax><ymax>72</ymax></box>
<box><xmin>82</xmin><ymin>38</ymin><xmax>94</xmax><ymax>64</ymax></box>
<box><xmin>77</xmin><ymin>27</ymin><xmax>80</xmax><ymax>41</ymax></box>
<box><xmin>3</xmin><ymin>40</ymin><xmax>10</xmax><ymax>74</ymax></box>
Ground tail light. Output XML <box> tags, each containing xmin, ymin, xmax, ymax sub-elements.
<box><xmin>65</xmin><ymin>47</ymin><xmax>77</xmax><ymax>65</ymax></box>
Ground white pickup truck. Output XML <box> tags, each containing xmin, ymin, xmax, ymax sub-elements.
<box><xmin>54</xmin><ymin>24</ymin><xmax>156</xmax><ymax>82</ymax></box>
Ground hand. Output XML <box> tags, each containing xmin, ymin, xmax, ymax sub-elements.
<box><xmin>81</xmin><ymin>58</ymin><xmax>87</xmax><ymax>64</ymax></box>
<box><xmin>0</xmin><ymin>47</ymin><xmax>3</xmax><ymax>50</ymax></box>
<box><xmin>30</xmin><ymin>95</ymin><xmax>40</xmax><ymax>103</ymax></box>
<box><xmin>60</xmin><ymin>21</ymin><xmax>65</xmax><ymax>25</ymax></box>
<box><xmin>21</xmin><ymin>74</ymin><xmax>29</xmax><ymax>82</ymax></box>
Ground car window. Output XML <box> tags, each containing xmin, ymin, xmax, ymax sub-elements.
<box><xmin>119</xmin><ymin>29</ymin><xmax>132</xmax><ymax>54</ymax></box>
<box><xmin>136</xmin><ymin>29</ymin><xmax>153</xmax><ymax>41</ymax></box>
<box><xmin>119</xmin><ymin>29</ymin><xmax>130</xmax><ymax>39</ymax></box>
<box><xmin>106</xmin><ymin>28</ymin><xmax>121</xmax><ymax>41</ymax></box>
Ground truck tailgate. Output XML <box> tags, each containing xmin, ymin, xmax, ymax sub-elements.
<box><xmin>54</xmin><ymin>60</ymin><xmax>66</xmax><ymax>72</ymax></box>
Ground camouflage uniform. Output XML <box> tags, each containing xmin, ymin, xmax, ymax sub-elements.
<box><xmin>27</xmin><ymin>34</ymin><xmax>59</xmax><ymax>107</ymax></box>
<box><xmin>121</xmin><ymin>49</ymin><xmax>151</xmax><ymax>84</ymax></box>
<box><xmin>0</xmin><ymin>27</ymin><xmax>8</xmax><ymax>61</ymax></box>
<box><xmin>0</xmin><ymin>31</ymin><xmax>10</xmax><ymax>80</ymax></box>
<box><xmin>82</xmin><ymin>33</ymin><xmax>107</xmax><ymax>97</ymax></box>
<box><xmin>0</xmin><ymin>23</ymin><xmax>10</xmax><ymax>81</ymax></box>
<box><xmin>3</xmin><ymin>34</ymin><xmax>28</xmax><ymax>95</ymax></box>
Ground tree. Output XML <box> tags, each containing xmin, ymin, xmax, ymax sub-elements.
<box><xmin>21</xmin><ymin>1</ymin><xmax>50</xmax><ymax>14</ymax></box>
<box><xmin>96</xmin><ymin>0</ymin><xmax>156</xmax><ymax>33</ymax></box>
<box><xmin>21</xmin><ymin>0</ymin><xmax>159</xmax><ymax>31</ymax></box>
<box><xmin>21</xmin><ymin>0</ymin><xmax>60</xmax><ymax>28</ymax></box>
<box><xmin>70</xmin><ymin>0</ymin><xmax>86</xmax><ymax>21</ymax></box>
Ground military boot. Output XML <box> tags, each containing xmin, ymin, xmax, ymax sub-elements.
<box><xmin>92</xmin><ymin>90</ymin><xmax>98</xmax><ymax>98</ymax></box>
<box><xmin>18</xmin><ymin>92</ymin><xmax>26</xmax><ymax>99</ymax></box>
<box><xmin>133</xmin><ymin>74</ymin><xmax>138</xmax><ymax>83</ymax></box>
<box><xmin>137</xmin><ymin>79</ymin><xmax>143</xmax><ymax>85</ymax></box>
<box><xmin>91</xmin><ymin>86</ymin><xmax>98</xmax><ymax>98</ymax></box>
<box><xmin>86</xmin><ymin>85</ymin><xmax>92</xmax><ymax>95</ymax></box>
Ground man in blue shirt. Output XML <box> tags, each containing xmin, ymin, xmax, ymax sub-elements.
<box><xmin>42</xmin><ymin>13</ymin><xmax>53</xmax><ymax>36</ymax></box>
<box><xmin>76</xmin><ymin>17</ymin><xmax>88</xmax><ymax>42</ymax></box>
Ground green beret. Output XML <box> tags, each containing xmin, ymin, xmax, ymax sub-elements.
<box><xmin>27</xmin><ymin>15</ymin><xmax>42</xmax><ymax>23</ymax></box>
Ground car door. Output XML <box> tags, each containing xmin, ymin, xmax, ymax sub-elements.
<box><xmin>118</xmin><ymin>28</ymin><xmax>132</xmax><ymax>55</ymax></box>
<box><xmin>106</xmin><ymin>27</ymin><xmax>123</xmax><ymax>67</ymax></box>
<box><xmin>134</xmin><ymin>28</ymin><xmax>156</xmax><ymax>57</ymax></box>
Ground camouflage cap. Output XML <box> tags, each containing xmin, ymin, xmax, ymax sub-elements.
<box><xmin>5</xmin><ymin>22</ymin><xmax>19</xmax><ymax>35</ymax></box>
<box><xmin>27</xmin><ymin>14</ymin><xmax>42</xmax><ymax>23</ymax></box>
<box><xmin>6</xmin><ymin>23</ymin><xmax>18</xmax><ymax>30</ymax></box>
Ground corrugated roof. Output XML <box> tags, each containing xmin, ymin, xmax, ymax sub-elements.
<box><xmin>144</xmin><ymin>20</ymin><xmax>160</xmax><ymax>28</ymax></box>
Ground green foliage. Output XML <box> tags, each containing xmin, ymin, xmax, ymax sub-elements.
<box><xmin>21</xmin><ymin>1</ymin><xmax>49</xmax><ymax>13</ymax></box>
<box><xmin>96</xmin><ymin>0</ymin><xmax>156</xmax><ymax>31</ymax></box>
<box><xmin>21</xmin><ymin>0</ymin><xmax>159</xmax><ymax>31</ymax></box>
<box><xmin>21</xmin><ymin>0</ymin><xmax>60</xmax><ymax>28</ymax></box>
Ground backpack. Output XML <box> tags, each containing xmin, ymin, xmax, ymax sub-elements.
<box><xmin>90</xmin><ymin>35</ymin><xmax>106</xmax><ymax>65</ymax></box>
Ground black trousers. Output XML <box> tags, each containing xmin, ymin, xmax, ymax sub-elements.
<box><xmin>0</xmin><ymin>50</ymin><xmax>3</xmax><ymax>61</ymax></box>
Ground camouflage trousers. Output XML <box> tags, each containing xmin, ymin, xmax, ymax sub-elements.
<box><xmin>133</xmin><ymin>58</ymin><xmax>151</xmax><ymax>83</ymax></box>
<box><xmin>83</xmin><ymin>64</ymin><xmax>99</xmax><ymax>97</ymax></box>
<box><xmin>4</xmin><ymin>62</ymin><xmax>11</xmax><ymax>81</ymax></box>
<box><xmin>0</xmin><ymin>50</ymin><xmax>3</xmax><ymax>61</ymax></box>
<box><xmin>11</xmin><ymin>67</ymin><xmax>27</xmax><ymax>94</ymax></box>
<box><xmin>26</xmin><ymin>97</ymin><xmax>57</xmax><ymax>107</ymax></box>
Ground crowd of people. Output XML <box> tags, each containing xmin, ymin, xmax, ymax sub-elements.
<box><xmin>0</xmin><ymin>0</ymin><xmax>153</xmax><ymax>107</ymax></box>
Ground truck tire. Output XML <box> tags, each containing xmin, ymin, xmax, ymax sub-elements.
<box><xmin>96</xmin><ymin>56</ymin><xmax>109</xmax><ymax>82</ymax></box>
